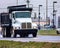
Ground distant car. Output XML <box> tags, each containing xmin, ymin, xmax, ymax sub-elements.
<box><xmin>44</xmin><ymin>24</ymin><xmax>49</xmax><ymax>26</ymax></box>
<box><xmin>44</xmin><ymin>24</ymin><xmax>50</xmax><ymax>28</ymax></box>
<box><xmin>44</xmin><ymin>24</ymin><xmax>53</xmax><ymax>29</ymax></box>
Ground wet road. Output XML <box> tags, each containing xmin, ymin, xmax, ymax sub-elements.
<box><xmin>0</xmin><ymin>35</ymin><xmax>60</xmax><ymax>43</ymax></box>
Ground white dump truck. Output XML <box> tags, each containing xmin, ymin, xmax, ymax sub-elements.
<box><xmin>1</xmin><ymin>5</ymin><xmax>38</xmax><ymax>37</ymax></box>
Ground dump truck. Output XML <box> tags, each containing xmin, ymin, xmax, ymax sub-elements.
<box><xmin>1</xmin><ymin>5</ymin><xmax>38</xmax><ymax>37</ymax></box>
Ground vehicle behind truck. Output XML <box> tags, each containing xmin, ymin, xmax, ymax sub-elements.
<box><xmin>1</xmin><ymin>5</ymin><xmax>38</xmax><ymax>37</ymax></box>
<box><xmin>56</xmin><ymin>16</ymin><xmax>60</xmax><ymax>34</ymax></box>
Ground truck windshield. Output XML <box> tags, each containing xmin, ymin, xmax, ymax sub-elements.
<box><xmin>14</xmin><ymin>12</ymin><xmax>31</xmax><ymax>18</ymax></box>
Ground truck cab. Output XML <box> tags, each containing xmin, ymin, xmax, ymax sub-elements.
<box><xmin>12</xmin><ymin>11</ymin><xmax>32</xmax><ymax>29</ymax></box>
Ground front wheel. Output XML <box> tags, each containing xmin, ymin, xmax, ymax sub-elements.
<box><xmin>13</xmin><ymin>33</ymin><xmax>16</xmax><ymax>38</ymax></box>
<box><xmin>33</xmin><ymin>33</ymin><xmax>37</xmax><ymax>37</ymax></box>
<box><xmin>2</xmin><ymin>28</ymin><xmax>6</xmax><ymax>37</ymax></box>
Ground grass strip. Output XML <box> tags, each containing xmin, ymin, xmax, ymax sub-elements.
<box><xmin>0</xmin><ymin>40</ymin><xmax>60</xmax><ymax>48</ymax></box>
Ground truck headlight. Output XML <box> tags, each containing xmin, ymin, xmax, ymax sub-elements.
<box><xmin>33</xmin><ymin>26</ymin><xmax>37</xmax><ymax>29</ymax></box>
<box><xmin>14</xmin><ymin>27</ymin><xmax>20</xmax><ymax>30</ymax></box>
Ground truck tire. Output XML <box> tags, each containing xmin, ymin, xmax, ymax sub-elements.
<box><xmin>3</xmin><ymin>35</ymin><xmax>6</xmax><ymax>37</ymax></box>
<box><xmin>6</xmin><ymin>33</ymin><xmax>11</xmax><ymax>37</ymax></box>
<box><xmin>13</xmin><ymin>33</ymin><xmax>16</xmax><ymax>38</ymax></box>
<box><xmin>3</xmin><ymin>32</ymin><xmax>11</xmax><ymax>37</ymax></box>
<box><xmin>6</xmin><ymin>27</ymin><xmax>11</xmax><ymax>37</ymax></box>
<box><xmin>2</xmin><ymin>27</ymin><xmax>6</xmax><ymax>37</ymax></box>
<box><xmin>3</xmin><ymin>32</ymin><xmax>6</xmax><ymax>37</ymax></box>
<box><xmin>33</xmin><ymin>33</ymin><xmax>37</xmax><ymax>37</ymax></box>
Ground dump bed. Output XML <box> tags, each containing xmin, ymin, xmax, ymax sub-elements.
<box><xmin>1</xmin><ymin>13</ymin><xmax>11</xmax><ymax>27</ymax></box>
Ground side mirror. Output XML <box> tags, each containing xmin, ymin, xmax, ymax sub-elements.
<box><xmin>12</xmin><ymin>13</ymin><xmax>15</xmax><ymax>20</ymax></box>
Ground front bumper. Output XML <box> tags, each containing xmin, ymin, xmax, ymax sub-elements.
<box><xmin>14</xmin><ymin>29</ymin><xmax>38</xmax><ymax>34</ymax></box>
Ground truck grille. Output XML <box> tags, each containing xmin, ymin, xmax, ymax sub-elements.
<box><xmin>22</xmin><ymin>23</ymin><xmax>26</xmax><ymax>29</ymax></box>
<box><xmin>22</xmin><ymin>23</ymin><xmax>31</xmax><ymax>29</ymax></box>
<box><xmin>27</xmin><ymin>23</ymin><xmax>31</xmax><ymax>28</ymax></box>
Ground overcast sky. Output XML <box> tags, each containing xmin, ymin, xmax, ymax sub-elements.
<box><xmin>0</xmin><ymin>0</ymin><xmax>60</xmax><ymax>19</ymax></box>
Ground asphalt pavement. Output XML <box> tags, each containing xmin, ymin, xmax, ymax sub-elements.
<box><xmin>0</xmin><ymin>35</ymin><xmax>60</xmax><ymax>43</ymax></box>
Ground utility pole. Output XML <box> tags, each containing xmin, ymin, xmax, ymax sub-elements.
<box><xmin>53</xmin><ymin>1</ymin><xmax>57</xmax><ymax>29</ymax></box>
<box><xmin>16</xmin><ymin>0</ymin><xmax>18</xmax><ymax>5</ymax></box>
<box><xmin>38</xmin><ymin>5</ymin><xmax>42</xmax><ymax>30</ymax></box>
<box><xmin>26</xmin><ymin>0</ymin><xmax>30</xmax><ymax>8</ymax></box>
<box><xmin>46</xmin><ymin>0</ymin><xmax>48</xmax><ymax>24</ymax></box>
<box><xmin>34</xmin><ymin>12</ymin><xmax>37</xmax><ymax>19</ymax></box>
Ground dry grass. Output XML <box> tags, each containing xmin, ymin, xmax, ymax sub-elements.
<box><xmin>38</xmin><ymin>30</ymin><xmax>60</xmax><ymax>36</ymax></box>
<box><xmin>0</xmin><ymin>40</ymin><xmax>60</xmax><ymax>48</ymax></box>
